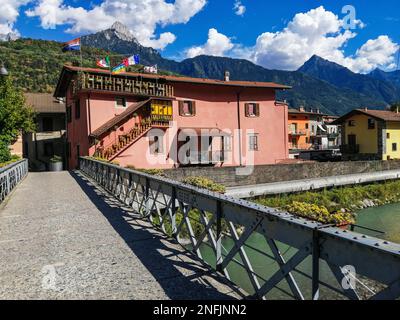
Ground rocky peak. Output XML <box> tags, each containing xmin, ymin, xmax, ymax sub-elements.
<box><xmin>109</xmin><ymin>21</ymin><xmax>136</xmax><ymax>42</ymax></box>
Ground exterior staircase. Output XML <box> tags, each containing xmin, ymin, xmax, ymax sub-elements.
<box><xmin>95</xmin><ymin>116</ymin><xmax>170</xmax><ymax>161</ymax></box>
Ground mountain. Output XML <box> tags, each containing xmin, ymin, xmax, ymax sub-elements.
<box><xmin>298</xmin><ymin>55</ymin><xmax>400</xmax><ymax>105</ymax></box>
<box><xmin>0</xmin><ymin>38</ymin><xmax>178</xmax><ymax>93</ymax></box>
<box><xmin>81</xmin><ymin>22</ymin><xmax>179</xmax><ymax>71</ymax></box>
<box><xmin>369</xmin><ymin>69</ymin><xmax>400</xmax><ymax>89</ymax></box>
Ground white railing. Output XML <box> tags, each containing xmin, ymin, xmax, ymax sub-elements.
<box><xmin>0</xmin><ymin>159</ymin><xmax>28</xmax><ymax>204</ymax></box>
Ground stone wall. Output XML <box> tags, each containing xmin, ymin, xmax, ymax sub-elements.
<box><xmin>164</xmin><ymin>160</ymin><xmax>400</xmax><ymax>187</ymax></box>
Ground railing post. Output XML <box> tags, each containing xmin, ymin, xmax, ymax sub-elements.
<box><xmin>145</xmin><ymin>177</ymin><xmax>150</xmax><ymax>216</ymax></box>
<box><xmin>216</xmin><ymin>200</ymin><xmax>223</xmax><ymax>273</ymax></box>
<box><xmin>171</xmin><ymin>186</ymin><xmax>177</xmax><ymax>237</ymax></box>
<box><xmin>312</xmin><ymin>228</ymin><xmax>320</xmax><ymax>300</ymax></box>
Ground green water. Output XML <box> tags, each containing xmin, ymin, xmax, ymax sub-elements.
<box><xmin>199</xmin><ymin>203</ymin><xmax>400</xmax><ymax>299</ymax></box>
<box><xmin>354</xmin><ymin>202</ymin><xmax>400</xmax><ymax>243</ymax></box>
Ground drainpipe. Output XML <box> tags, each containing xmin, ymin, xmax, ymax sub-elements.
<box><xmin>236</xmin><ymin>91</ymin><xmax>243</xmax><ymax>166</ymax></box>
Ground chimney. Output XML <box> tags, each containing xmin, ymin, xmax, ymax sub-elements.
<box><xmin>224</xmin><ymin>71</ymin><xmax>230</xmax><ymax>82</ymax></box>
<box><xmin>299</xmin><ymin>106</ymin><xmax>305</xmax><ymax>112</ymax></box>
<box><xmin>364</xmin><ymin>107</ymin><xmax>368</xmax><ymax>111</ymax></box>
<box><xmin>317</xmin><ymin>108</ymin><xmax>320</xmax><ymax>114</ymax></box>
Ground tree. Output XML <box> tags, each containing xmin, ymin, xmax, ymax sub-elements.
<box><xmin>390</xmin><ymin>102</ymin><xmax>400</xmax><ymax>112</ymax></box>
<box><xmin>0</xmin><ymin>75</ymin><xmax>36</xmax><ymax>163</ymax></box>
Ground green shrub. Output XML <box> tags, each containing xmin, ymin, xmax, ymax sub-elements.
<box><xmin>49</xmin><ymin>155</ymin><xmax>62</xmax><ymax>163</ymax></box>
<box><xmin>136</xmin><ymin>168</ymin><xmax>165</xmax><ymax>177</ymax></box>
<box><xmin>182</xmin><ymin>176</ymin><xmax>226</xmax><ymax>194</ymax></box>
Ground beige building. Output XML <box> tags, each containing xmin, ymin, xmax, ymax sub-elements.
<box><xmin>23</xmin><ymin>93</ymin><xmax>66</xmax><ymax>170</ymax></box>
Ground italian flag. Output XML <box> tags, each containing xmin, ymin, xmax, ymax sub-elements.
<box><xmin>96</xmin><ymin>56</ymin><xmax>110</xmax><ymax>68</ymax></box>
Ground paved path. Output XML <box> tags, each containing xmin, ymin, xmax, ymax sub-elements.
<box><xmin>0</xmin><ymin>172</ymin><xmax>242</xmax><ymax>300</ymax></box>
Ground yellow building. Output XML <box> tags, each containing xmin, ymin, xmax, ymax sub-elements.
<box><xmin>334</xmin><ymin>108</ymin><xmax>400</xmax><ymax>160</ymax></box>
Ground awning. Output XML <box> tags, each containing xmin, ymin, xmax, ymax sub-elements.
<box><xmin>317</xmin><ymin>124</ymin><xmax>327</xmax><ymax>132</ymax></box>
<box><xmin>179</xmin><ymin>128</ymin><xmax>231</xmax><ymax>137</ymax></box>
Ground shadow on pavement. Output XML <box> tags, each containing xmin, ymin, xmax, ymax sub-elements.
<box><xmin>69</xmin><ymin>170</ymin><xmax>245</xmax><ymax>300</ymax></box>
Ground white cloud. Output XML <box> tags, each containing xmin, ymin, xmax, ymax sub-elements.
<box><xmin>0</xmin><ymin>0</ymin><xmax>31</xmax><ymax>38</ymax></box>
<box><xmin>248</xmin><ymin>6</ymin><xmax>399</xmax><ymax>73</ymax></box>
<box><xmin>25</xmin><ymin>0</ymin><xmax>207</xmax><ymax>49</ymax></box>
<box><xmin>233</xmin><ymin>0</ymin><xmax>245</xmax><ymax>16</ymax></box>
<box><xmin>190</xmin><ymin>6</ymin><xmax>397</xmax><ymax>74</ymax></box>
<box><xmin>186</xmin><ymin>28</ymin><xmax>234</xmax><ymax>58</ymax></box>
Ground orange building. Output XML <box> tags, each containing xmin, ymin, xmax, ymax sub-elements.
<box><xmin>288</xmin><ymin>108</ymin><xmax>312</xmax><ymax>150</ymax></box>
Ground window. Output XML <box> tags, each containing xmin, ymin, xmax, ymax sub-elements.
<box><xmin>387</xmin><ymin>133</ymin><xmax>391</xmax><ymax>139</ymax></box>
<box><xmin>42</xmin><ymin>117</ymin><xmax>53</xmax><ymax>132</ymax></box>
<box><xmin>67</xmin><ymin>106</ymin><xmax>72</xmax><ymax>123</ymax></box>
<box><xmin>150</xmin><ymin>135</ymin><xmax>164</xmax><ymax>154</ymax></box>
<box><xmin>305</xmin><ymin>123</ymin><xmax>309</xmax><ymax>130</ymax></box>
<box><xmin>249</xmin><ymin>134</ymin><xmax>259</xmax><ymax>151</ymax></box>
<box><xmin>393</xmin><ymin>143</ymin><xmax>397</xmax><ymax>152</ymax></box>
<box><xmin>348</xmin><ymin>120</ymin><xmax>356</xmax><ymax>127</ymax></box>
<box><xmin>75</xmin><ymin>100</ymin><xmax>81</xmax><ymax>119</ymax></box>
<box><xmin>179</xmin><ymin>100</ymin><xmax>196</xmax><ymax>116</ymax></box>
<box><xmin>223</xmin><ymin>136</ymin><xmax>232</xmax><ymax>151</ymax></box>
<box><xmin>306</xmin><ymin>137</ymin><xmax>309</xmax><ymax>144</ymax></box>
<box><xmin>115</xmin><ymin>97</ymin><xmax>127</xmax><ymax>108</ymax></box>
<box><xmin>245</xmin><ymin>103</ymin><xmax>260</xmax><ymax>117</ymax></box>
<box><xmin>368</xmin><ymin>118</ymin><xmax>375</xmax><ymax>129</ymax></box>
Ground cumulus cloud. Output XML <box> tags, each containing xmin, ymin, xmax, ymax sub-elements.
<box><xmin>233</xmin><ymin>0</ymin><xmax>246</xmax><ymax>16</ymax></box>
<box><xmin>25</xmin><ymin>0</ymin><xmax>207</xmax><ymax>49</ymax></box>
<box><xmin>0</xmin><ymin>0</ymin><xmax>31</xmax><ymax>38</ymax></box>
<box><xmin>187</xmin><ymin>6</ymin><xmax>397</xmax><ymax>74</ymax></box>
<box><xmin>186</xmin><ymin>28</ymin><xmax>234</xmax><ymax>58</ymax></box>
<box><xmin>249</xmin><ymin>6</ymin><xmax>399</xmax><ymax>73</ymax></box>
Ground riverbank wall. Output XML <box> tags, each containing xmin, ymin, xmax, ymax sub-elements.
<box><xmin>164</xmin><ymin>160</ymin><xmax>400</xmax><ymax>187</ymax></box>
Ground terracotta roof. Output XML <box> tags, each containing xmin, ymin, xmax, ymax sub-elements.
<box><xmin>333</xmin><ymin>108</ymin><xmax>400</xmax><ymax>124</ymax></box>
<box><xmin>54</xmin><ymin>65</ymin><xmax>291</xmax><ymax>97</ymax></box>
<box><xmin>90</xmin><ymin>99</ymin><xmax>151</xmax><ymax>138</ymax></box>
<box><xmin>25</xmin><ymin>93</ymin><xmax>65</xmax><ymax>113</ymax></box>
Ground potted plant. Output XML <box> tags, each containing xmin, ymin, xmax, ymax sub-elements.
<box><xmin>48</xmin><ymin>155</ymin><xmax>63</xmax><ymax>172</ymax></box>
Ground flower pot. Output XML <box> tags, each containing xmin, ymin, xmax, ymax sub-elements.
<box><xmin>48</xmin><ymin>161</ymin><xmax>63</xmax><ymax>172</ymax></box>
<box><xmin>337</xmin><ymin>223</ymin><xmax>351</xmax><ymax>230</ymax></box>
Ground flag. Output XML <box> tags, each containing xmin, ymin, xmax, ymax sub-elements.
<box><xmin>112</xmin><ymin>63</ymin><xmax>126</xmax><ymax>74</ymax></box>
<box><xmin>62</xmin><ymin>37</ymin><xmax>81</xmax><ymax>52</ymax></box>
<box><xmin>144</xmin><ymin>64</ymin><xmax>158</xmax><ymax>74</ymax></box>
<box><xmin>123</xmin><ymin>54</ymin><xmax>140</xmax><ymax>66</ymax></box>
<box><xmin>96</xmin><ymin>56</ymin><xmax>110</xmax><ymax>68</ymax></box>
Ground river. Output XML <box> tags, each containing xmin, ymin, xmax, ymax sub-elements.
<box><xmin>354</xmin><ymin>202</ymin><xmax>400</xmax><ymax>243</ymax></box>
<box><xmin>199</xmin><ymin>202</ymin><xmax>400</xmax><ymax>299</ymax></box>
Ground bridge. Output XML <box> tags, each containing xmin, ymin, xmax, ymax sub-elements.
<box><xmin>1</xmin><ymin>158</ymin><xmax>400</xmax><ymax>300</ymax></box>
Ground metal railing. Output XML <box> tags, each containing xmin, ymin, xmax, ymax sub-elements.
<box><xmin>79</xmin><ymin>157</ymin><xmax>400</xmax><ymax>300</ymax></box>
<box><xmin>0</xmin><ymin>159</ymin><xmax>28</xmax><ymax>204</ymax></box>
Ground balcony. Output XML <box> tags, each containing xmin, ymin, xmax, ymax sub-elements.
<box><xmin>328</xmin><ymin>133</ymin><xmax>340</xmax><ymax>139</ymax></box>
<box><xmin>73</xmin><ymin>72</ymin><xmax>174</xmax><ymax>98</ymax></box>
<box><xmin>289</xmin><ymin>130</ymin><xmax>307</xmax><ymax>136</ymax></box>
<box><xmin>340</xmin><ymin>144</ymin><xmax>360</xmax><ymax>154</ymax></box>
<box><xmin>183</xmin><ymin>150</ymin><xmax>226</xmax><ymax>165</ymax></box>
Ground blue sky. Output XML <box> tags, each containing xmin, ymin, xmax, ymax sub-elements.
<box><xmin>3</xmin><ymin>0</ymin><xmax>400</xmax><ymax>73</ymax></box>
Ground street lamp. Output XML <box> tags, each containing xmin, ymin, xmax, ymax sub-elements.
<box><xmin>0</xmin><ymin>60</ymin><xmax>8</xmax><ymax>76</ymax></box>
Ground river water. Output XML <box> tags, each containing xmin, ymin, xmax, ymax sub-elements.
<box><xmin>354</xmin><ymin>202</ymin><xmax>400</xmax><ymax>243</ymax></box>
<box><xmin>199</xmin><ymin>203</ymin><xmax>400</xmax><ymax>299</ymax></box>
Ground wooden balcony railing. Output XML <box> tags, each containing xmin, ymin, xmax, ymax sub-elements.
<box><xmin>73</xmin><ymin>72</ymin><xmax>174</xmax><ymax>98</ymax></box>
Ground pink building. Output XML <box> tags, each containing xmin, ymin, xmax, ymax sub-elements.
<box><xmin>54</xmin><ymin>66</ymin><xmax>290</xmax><ymax>170</ymax></box>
